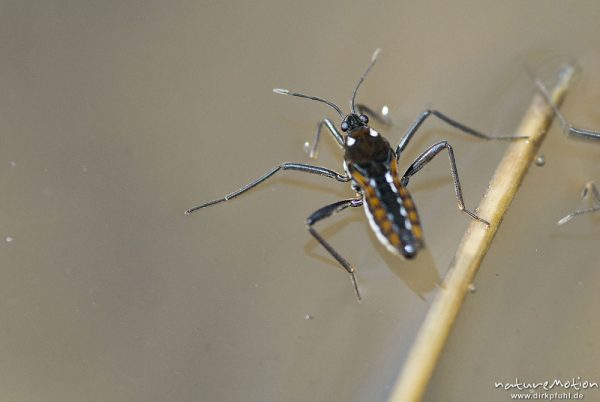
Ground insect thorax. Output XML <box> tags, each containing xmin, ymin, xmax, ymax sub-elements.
<box><xmin>344</xmin><ymin>126</ymin><xmax>394</xmax><ymax>178</ymax></box>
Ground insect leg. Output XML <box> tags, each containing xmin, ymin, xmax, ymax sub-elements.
<box><xmin>401</xmin><ymin>141</ymin><xmax>490</xmax><ymax>226</ymax></box>
<box><xmin>305</xmin><ymin>118</ymin><xmax>344</xmax><ymax>159</ymax></box>
<box><xmin>534</xmin><ymin>78</ymin><xmax>600</xmax><ymax>141</ymax></box>
<box><xmin>533</xmin><ymin>79</ymin><xmax>600</xmax><ymax>223</ymax></box>
<box><xmin>557</xmin><ymin>181</ymin><xmax>600</xmax><ymax>225</ymax></box>
<box><xmin>396</xmin><ymin>109</ymin><xmax>528</xmax><ymax>157</ymax></box>
<box><xmin>185</xmin><ymin>163</ymin><xmax>350</xmax><ymax>215</ymax></box>
<box><xmin>558</xmin><ymin>206</ymin><xmax>600</xmax><ymax>225</ymax></box>
<box><xmin>306</xmin><ymin>197</ymin><xmax>364</xmax><ymax>301</ymax></box>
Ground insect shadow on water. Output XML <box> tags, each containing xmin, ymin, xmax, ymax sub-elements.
<box><xmin>534</xmin><ymin>78</ymin><xmax>600</xmax><ymax>225</ymax></box>
<box><xmin>186</xmin><ymin>49</ymin><xmax>527</xmax><ymax>301</ymax></box>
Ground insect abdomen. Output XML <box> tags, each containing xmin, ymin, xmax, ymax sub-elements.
<box><xmin>360</xmin><ymin>169</ymin><xmax>423</xmax><ymax>259</ymax></box>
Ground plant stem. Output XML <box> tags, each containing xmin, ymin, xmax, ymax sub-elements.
<box><xmin>387</xmin><ymin>65</ymin><xmax>577</xmax><ymax>402</ymax></box>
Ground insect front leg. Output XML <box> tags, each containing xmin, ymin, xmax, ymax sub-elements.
<box><xmin>306</xmin><ymin>197</ymin><xmax>364</xmax><ymax>301</ymax></box>
<box><xmin>355</xmin><ymin>104</ymin><xmax>393</xmax><ymax>126</ymax></box>
<box><xmin>396</xmin><ymin>109</ymin><xmax>528</xmax><ymax>158</ymax></box>
<box><xmin>305</xmin><ymin>118</ymin><xmax>344</xmax><ymax>159</ymax></box>
<box><xmin>185</xmin><ymin>163</ymin><xmax>350</xmax><ymax>215</ymax></box>
<box><xmin>401</xmin><ymin>141</ymin><xmax>490</xmax><ymax>226</ymax></box>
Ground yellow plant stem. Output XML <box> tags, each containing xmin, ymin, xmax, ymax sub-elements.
<box><xmin>388</xmin><ymin>65</ymin><xmax>576</xmax><ymax>402</ymax></box>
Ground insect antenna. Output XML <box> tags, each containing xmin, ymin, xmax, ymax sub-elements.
<box><xmin>273</xmin><ymin>88</ymin><xmax>344</xmax><ymax>118</ymax></box>
<box><xmin>350</xmin><ymin>48</ymin><xmax>382</xmax><ymax>114</ymax></box>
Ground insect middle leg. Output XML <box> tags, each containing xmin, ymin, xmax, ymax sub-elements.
<box><xmin>185</xmin><ymin>163</ymin><xmax>350</xmax><ymax>215</ymax></box>
<box><xmin>400</xmin><ymin>141</ymin><xmax>490</xmax><ymax>226</ymax></box>
<box><xmin>306</xmin><ymin>197</ymin><xmax>364</xmax><ymax>301</ymax></box>
<box><xmin>396</xmin><ymin>109</ymin><xmax>527</xmax><ymax>157</ymax></box>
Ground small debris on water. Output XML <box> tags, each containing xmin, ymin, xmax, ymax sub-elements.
<box><xmin>534</xmin><ymin>155</ymin><xmax>545</xmax><ymax>166</ymax></box>
<box><xmin>468</xmin><ymin>283</ymin><xmax>477</xmax><ymax>293</ymax></box>
<box><xmin>303</xmin><ymin>141</ymin><xmax>311</xmax><ymax>153</ymax></box>
<box><xmin>304</xmin><ymin>314</ymin><xmax>314</xmax><ymax>320</ymax></box>
<box><xmin>5</xmin><ymin>236</ymin><xmax>13</xmax><ymax>243</ymax></box>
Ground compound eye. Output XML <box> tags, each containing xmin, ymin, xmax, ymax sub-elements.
<box><xmin>359</xmin><ymin>114</ymin><xmax>369</xmax><ymax>124</ymax></box>
<box><xmin>341</xmin><ymin>121</ymin><xmax>349</xmax><ymax>132</ymax></box>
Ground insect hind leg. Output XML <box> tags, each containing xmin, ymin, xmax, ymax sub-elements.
<box><xmin>306</xmin><ymin>197</ymin><xmax>363</xmax><ymax>301</ymax></box>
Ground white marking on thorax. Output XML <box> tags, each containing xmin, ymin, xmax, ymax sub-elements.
<box><xmin>369</xmin><ymin>128</ymin><xmax>379</xmax><ymax>137</ymax></box>
<box><xmin>346</xmin><ymin>137</ymin><xmax>356</xmax><ymax>146</ymax></box>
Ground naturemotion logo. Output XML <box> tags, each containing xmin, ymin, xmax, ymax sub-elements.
<box><xmin>494</xmin><ymin>377</ymin><xmax>598</xmax><ymax>400</ymax></box>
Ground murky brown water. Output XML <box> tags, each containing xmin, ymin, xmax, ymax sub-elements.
<box><xmin>1</xmin><ymin>1</ymin><xmax>599</xmax><ymax>401</ymax></box>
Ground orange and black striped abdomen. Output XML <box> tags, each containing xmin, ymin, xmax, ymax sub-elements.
<box><xmin>352</xmin><ymin>160</ymin><xmax>424</xmax><ymax>258</ymax></box>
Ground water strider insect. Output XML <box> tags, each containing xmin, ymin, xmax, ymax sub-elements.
<box><xmin>534</xmin><ymin>78</ymin><xmax>600</xmax><ymax>224</ymax></box>
<box><xmin>186</xmin><ymin>49</ymin><xmax>524</xmax><ymax>300</ymax></box>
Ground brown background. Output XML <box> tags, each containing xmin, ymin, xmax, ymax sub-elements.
<box><xmin>1</xmin><ymin>1</ymin><xmax>599</xmax><ymax>401</ymax></box>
